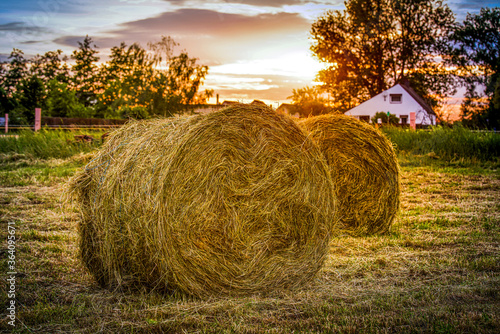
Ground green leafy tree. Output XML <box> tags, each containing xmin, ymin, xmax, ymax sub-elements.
<box><xmin>45</xmin><ymin>79</ymin><xmax>92</xmax><ymax>118</ymax></box>
<box><xmin>288</xmin><ymin>86</ymin><xmax>334</xmax><ymax>117</ymax></box>
<box><xmin>0</xmin><ymin>62</ymin><xmax>7</xmax><ymax>88</ymax></box>
<box><xmin>163</xmin><ymin>52</ymin><xmax>212</xmax><ymax>113</ymax></box>
<box><xmin>0</xmin><ymin>86</ymin><xmax>20</xmax><ymax>122</ymax></box>
<box><xmin>97</xmin><ymin>42</ymin><xmax>155</xmax><ymax>118</ymax></box>
<box><xmin>3</xmin><ymin>49</ymin><xmax>28</xmax><ymax>95</ymax></box>
<box><xmin>97</xmin><ymin>37</ymin><xmax>212</xmax><ymax>118</ymax></box>
<box><xmin>147</xmin><ymin>36</ymin><xmax>212</xmax><ymax>115</ymax></box>
<box><xmin>1</xmin><ymin>48</ymin><xmax>82</xmax><ymax>122</ymax></box>
<box><xmin>13</xmin><ymin>76</ymin><xmax>46</xmax><ymax>124</ymax></box>
<box><xmin>148</xmin><ymin>35</ymin><xmax>178</xmax><ymax>67</ymax></box>
<box><xmin>31</xmin><ymin>50</ymin><xmax>70</xmax><ymax>84</ymax></box>
<box><xmin>447</xmin><ymin>7</ymin><xmax>500</xmax><ymax>128</ymax></box>
<box><xmin>0</xmin><ymin>61</ymin><xmax>19</xmax><ymax>121</ymax></box>
<box><xmin>1</xmin><ymin>36</ymin><xmax>211</xmax><ymax>121</ymax></box>
<box><xmin>0</xmin><ymin>50</ymin><xmax>31</xmax><ymax>124</ymax></box>
<box><xmin>310</xmin><ymin>0</ymin><xmax>456</xmax><ymax>112</ymax></box>
<box><xmin>71</xmin><ymin>35</ymin><xmax>100</xmax><ymax>108</ymax></box>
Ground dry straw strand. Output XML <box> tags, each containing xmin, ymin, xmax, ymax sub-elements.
<box><xmin>298</xmin><ymin>114</ymin><xmax>400</xmax><ymax>236</ymax></box>
<box><xmin>67</xmin><ymin>105</ymin><xmax>337</xmax><ymax>297</ymax></box>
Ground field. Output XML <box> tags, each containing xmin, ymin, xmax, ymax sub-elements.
<box><xmin>0</xmin><ymin>127</ymin><xmax>499</xmax><ymax>333</ymax></box>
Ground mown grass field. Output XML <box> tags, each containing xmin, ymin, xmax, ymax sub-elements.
<box><xmin>0</xmin><ymin>127</ymin><xmax>499</xmax><ymax>333</ymax></box>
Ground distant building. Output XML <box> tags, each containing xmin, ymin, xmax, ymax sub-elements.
<box><xmin>276</xmin><ymin>103</ymin><xmax>300</xmax><ymax>118</ymax></box>
<box><xmin>221</xmin><ymin>100</ymin><xmax>240</xmax><ymax>106</ymax></box>
<box><xmin>345</xmin><ymin>81</ymin><xmax>436</xmax><ymax>126</ymax></box>
<box><xmin>191</xmin><ymin>104</ymin><xmax>224</xmax><ymax>114</ymax></box>
<box><xmin>250</xmin><ymin>100</ymin><xmax>267</xmax><ymax>107</ymax></box>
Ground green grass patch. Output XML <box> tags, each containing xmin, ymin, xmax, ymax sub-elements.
<box><xmin>0</xmin><ymin>157</ymin><xmax>90</xmax><ymax>187</ymax></box>
<box><xmin>0</xmin><ymin>129</ymin><xmax>105</xmax><ymax>159</ymax></box>
<box><xmin>383</xmin><ymin>126</ymin><xmax>500</xmax><ymax>163</ymax></box>
<box><xmin>0</xmin><ymin>135</ymin><xmax>499</xmax><ymax>333</ymax></box>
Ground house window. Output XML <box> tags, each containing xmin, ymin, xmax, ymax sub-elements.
<box><xmin>390</xmin><ymin>94</ymin><xmax>402</xmax><ymax>104</ymax></box>
<box><xmin>400</xmin><ymin>115</ymin><xmax>408</xmax><ymax>125</ymax></box>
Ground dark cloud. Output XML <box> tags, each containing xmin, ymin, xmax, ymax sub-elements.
<box><xmin>0</xmin><ymin>22</ymin><xmax>51</xmax><ymax>45</ymax></box>
<box><xmin>20</xmin><ymin>40</ymin><xmax>43</xmax><ymax>44</ymax></box>
<box><xmin>53</xmin><ymin>35</ymin><xmax>86</xmax><ymax>48</ymax></box>
<box><xmin>163</xmin><ymin>0</ymin><xmax>312</xmax><ymax>7</ymax></box>
<box><xmin>117</xmin><ymin>8</ymin><xmax>309</xmax><ymax>37</ymax></box>
<box><xmin>0</xmin><ymin>22</ymin><xmax>26</xmax><ymax>31</ymax></box>
<box><xmin>448</xmin><ymin>0</ymin><xmax>500</xmax><ymax>21</ymax></box>
<box><xmin>50</xmin><ymin>6</ymin><xmax>316</xmax><ymax>102</ymax></box>
<box><xmin>228</xmin><ymin>0</ymin><xmax>308</xmax><ymax>6</ymax></box>
<box><xmin>0</xmin><ymin>22</ymin><xmax>47</xmax><ymax>33</ymax></box>
<box><xmin>54</xmin><ymin>9</ymin><xmax>310</xmax><ymax>63</ymax></box>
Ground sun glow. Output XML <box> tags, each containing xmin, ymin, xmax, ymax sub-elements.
<box><xmin>202</xmin><ymin>51</ymin><xmax>324</xmax><ymax>104</ymax></box>
<box><xmin>211</xmin><ymin>52</ymin><xmax>322</xmax><ymax>78</ymax></box>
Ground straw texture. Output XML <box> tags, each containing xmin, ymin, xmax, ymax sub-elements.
<box><xmin>298</xmin><ymin>114</ymin><xmax>400</xmax><ymax>236</ymax></box>
<box><xmin>68</xmin><ymin>105</ymin><xmax>336</xmax><ymax>297</ymax></box>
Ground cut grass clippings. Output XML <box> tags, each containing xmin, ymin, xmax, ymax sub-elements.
<box><xmin>0</xmin><ymin>152</ymin><xmax>498</xmax><ymax>333</ymax></box>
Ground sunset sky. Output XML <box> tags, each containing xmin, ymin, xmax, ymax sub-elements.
<box><xmin>1</xmin><ymin>0</ymin><xmax>499</xmax><ymax>107</ymax></box>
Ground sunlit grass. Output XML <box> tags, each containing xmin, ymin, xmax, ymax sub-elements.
<box><xmin>0</xmin><ymin>137</ymin><xmax>498</xmax><ymax>333</ymax></box>
<box><xmin>0</xmin><ymin>129</ymin><xmax>105</xmax><ymax>159</ymax></box>
<box><xmin>383</xmin><ymin>125</ymin><xmax>500</xmax><ymax>163</ymax></box>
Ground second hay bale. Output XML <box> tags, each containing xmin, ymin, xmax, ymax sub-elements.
<box><xmin>68</xmin><ymin>105</ymin><xmax>336</xmax><ymax>297</ymax></box>
<box><xmin>298</xmin><ymin>114</ymin><xmax>400</xmax><ymax>236</ymax></box>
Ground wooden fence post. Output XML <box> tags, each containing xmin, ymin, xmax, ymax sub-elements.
<box><xmin>4</xmin><ymin>113</ymin><xmax>8</xmax><ymax>133</ymax></box>
<box><xmin>34</xmin><ymin>108</ymin><xmax>41</xmax><ymax>131</ymax></box>
<box><xmin>410</xmin><ymin>112</ymin><xmax>416</xmax><ymax>130</ymax></box>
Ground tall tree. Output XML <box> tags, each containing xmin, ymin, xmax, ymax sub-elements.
<box><xmin>31</xmin><ymin>50</ymin><xmax>70</xmax><ymax>84</ymax></box>
<box><xmin>0</xmin><ymin>49</ymin><xmax>29</xmax><ymax>124</ymax></box>
<box><xmin>13</xmin><ymin>75</ymin><xmax>46</xmax><ymax>124</ymax></box>
<box><xmin>447</xmin><ymin>7</ymin><xmax>500</xmax><ymax>128</ymax></box>
<box><xmin>45</xmin><ymin>79</ymin><xmax>91</xmax><ymax>118</ymax></box>
<box><xmin>71</xmin><ymin>35</ymin><xmax>100</xmax><ymax>107</ymax></box>
<box><xmin>3</xmin><ymin>49</ymin><xmax>28</xmax><ymax>95</ymax></box>
<box><xmin>310</xmin><ymin>0</ymin><xmax>456</xmax><ymax>112</ymax></box>
<box><xmin>97</xmin><ymin>37</ymin><xmax>211</xmax><ymax>118</ymax></box>
<box><xmin>97</xmin><ymin>42</ymin><xmax>155</xmax><ymax>118</ymax></box>
<box><xmin>164</xmin><ymin>52</ymin><xmax>211</xmax><ymax>111</ymax></box>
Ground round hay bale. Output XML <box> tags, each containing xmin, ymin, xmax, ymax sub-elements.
<box><xmin>67</xmin><ymin>105</ymin><xmax>336</xmax><ymax>297</ymax></box>
<box><xmin>298</xmin><ymin>114</ymin><xmax>400</xmax><ymax>236</ymax></box>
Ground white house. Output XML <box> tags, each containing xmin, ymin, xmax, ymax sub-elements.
<box><xmin>276</xmin><ymin>103</ymin><xmax>300</xmax><ymax>118</ymax></box>
<box><xmin>345</xmin><ymin>81</ymin><xmax>436</xmax><ymax>126</ymax></box>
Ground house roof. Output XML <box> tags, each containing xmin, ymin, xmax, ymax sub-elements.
<box><xmin>277</xmin><ymin>103</ymin><xmax>294</xmax><ymax>110</ymax></box>
<box><xmin>221</xmin><ymin>100</ymin><xmax>239</xmax><ymax>105</ymax></box>
<box><xmin>251</xmin><ymin>100</ymin><xmax>267</xmax><ymax>106</ymax></box>
<box><xmin>399</xmin><ymin>81</ymin><xmax>435</xmax><ymax>116</ymax></box>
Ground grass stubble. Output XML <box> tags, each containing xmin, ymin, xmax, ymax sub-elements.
<box><xmin>0</xmin><ymin>131</ymin><xmax>499</xmax><ymax>333</ymax></box>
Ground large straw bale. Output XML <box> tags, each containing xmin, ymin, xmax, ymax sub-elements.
<box><xmin>67</xmin><ymin>105</ymin><xmax>336</xmax><ymax>297</ymax></box>
<box><xmin>298</xmin><ymin>114</ymin><xmax>400</xmax><ymax>236</ymax></box>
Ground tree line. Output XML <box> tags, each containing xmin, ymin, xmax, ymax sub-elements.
<box><xmin>290</xmin><ymin>1</ymin><xmax>499</xmax><ymax>129</ymax></box>
<box><xmin>0</xmin><ymin>35</ymin><xmax>212</xmax><ymax>125</ymax></box>
<box><xmin>1</xmin><ymin>1</ymin><xmax>498</xmax><ymax>129</ymax></box>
